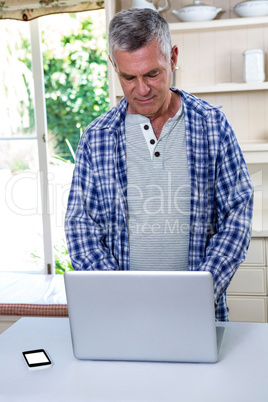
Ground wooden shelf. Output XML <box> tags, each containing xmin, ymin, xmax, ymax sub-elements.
<box><xmin>240</xmin><ymin>141</ymin><xmax>268</xmax><ymax>152</ymax></box>
<box><xmin>170</xmin><ymin>16</ymin><xmax>268</xmax><ymax>32</ymax></box>
<box><xmin>183</xmin><ymin>82</ymin><xmax>268</xmax><ymax>94</ymax></box>
<box><xmin>240</xmin><ymin>142</ymin><xmax>268</xmax><ymax>165</ymax></box>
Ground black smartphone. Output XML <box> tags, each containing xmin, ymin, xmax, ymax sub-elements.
<box><xmin>22</xmin><ymin>349</ymin><xmax>52</xmax><ymax>370</ymax></box>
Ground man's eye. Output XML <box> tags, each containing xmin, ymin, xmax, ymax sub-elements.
<box><xmin>148</xmin><ymin>72</ymin><xmax>159</xmax><ymax>78</ymax></box>
<box><xmin>125</xmin><ymin>76</ymin><xmax>135</xmax><ymax>81</ymax></box>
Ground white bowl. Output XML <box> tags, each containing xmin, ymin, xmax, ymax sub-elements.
<box><xmin>172</xmin><ymin>0</ymin><xmax>222</xmax><ymax>22</ymax></box>
<box><xmin>233</xmin><ymin>0</ymin><xmax>268</xmax><ymax>18</ymax></box>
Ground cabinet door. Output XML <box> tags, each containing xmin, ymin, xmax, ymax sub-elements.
<box><xmin>227</xmin><ymin>296</ymin><xmax>267</xmax><ymax>323</ymax></box>
<box><xmin>242</xmin><ymin>238</ymin><xmax>266</xmax><ymax>266</ymax></box>
<box><xmin>227</xmin><ymin>267</ymin><xmax>266</xmax><ymax>295</ymax></box>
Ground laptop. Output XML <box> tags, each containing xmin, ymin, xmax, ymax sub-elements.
<box><xmin>64</xmin><ymin>270</ymin><xmax>222</xmax><ymax>363</ymax></box>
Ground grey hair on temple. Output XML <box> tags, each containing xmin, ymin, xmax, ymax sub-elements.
<box><xmin>109</xmin><ymin>8</ymin><xmax>172</xmax><ymax>67</ymax></box>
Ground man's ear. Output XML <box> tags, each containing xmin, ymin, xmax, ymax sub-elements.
<box><xmin>108</xmin><ymin>55</ymin><xmax>117</xmax><ymax>71</ymax></box>
<box><xmin>170</xmin><ymin>45</ymin><xmax>179</xmax><ymax>72</ymax></box>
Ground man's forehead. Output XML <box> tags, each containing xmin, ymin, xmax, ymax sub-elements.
<box><xmin>113</xmin><ymin>45</ymin><xmax>168</xmax><ymax>77</ymax></box>
<box><xmin>118</xmin><ymin>67</ymin><xmax>161</xmax><ymax>78</ymax></box>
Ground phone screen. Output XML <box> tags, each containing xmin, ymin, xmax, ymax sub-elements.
<box><xmin>22</xmin><ymin>349</ymin><xmax>52</xmax><ymax>368</ymax></box>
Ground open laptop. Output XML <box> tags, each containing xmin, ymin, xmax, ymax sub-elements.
<box><xmin>64</xmin><ymin>270</ymin><xmax>223</xmax><ymax>363</ymax></box>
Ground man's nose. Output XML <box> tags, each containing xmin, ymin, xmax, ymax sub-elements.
<box><xmin>136</xmin><ymin>77</ymin><xmax>150</xmax><ymax>96</ymax></box>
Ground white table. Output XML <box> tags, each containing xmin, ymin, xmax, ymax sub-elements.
<box><xmin>1</xmin><ymin>318</ymin><xmax>268</xmax><ymax>402</ymax></box>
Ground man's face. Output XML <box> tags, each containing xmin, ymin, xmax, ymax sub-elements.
<box><xmin>113</xmin><ymin>39</ymin><xmax>178</xmax><ymax>119</ymax></box>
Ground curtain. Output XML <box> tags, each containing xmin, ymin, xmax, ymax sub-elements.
<box><xmin>0</xmin><ymin>0</ymin><xmax>104</xmax><ymax>21</ymax></box>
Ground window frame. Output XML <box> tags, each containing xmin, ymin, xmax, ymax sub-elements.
<box><xmin>30</xmin><ymin>19</ymin><xmax>54</xmax><ymax>274</ymax></box>
<box><xmin>0</xmin><ymin>19</ymin><xmax>54</xmax><ymax>274</ymax></box>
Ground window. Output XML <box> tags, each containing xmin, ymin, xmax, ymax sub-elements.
<box><xmin>0</xmin><ymin>10</ymin><xmax>109</xmax><ymax>274</ymax></box>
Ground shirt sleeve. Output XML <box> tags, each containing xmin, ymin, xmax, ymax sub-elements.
<box><xmin>198</xmin><ymin>113</ymin><xmax>254</xmax><ymax>308</ymax></box>
<box><xmin>64</xmin><ymin>138</ymin><xmax>119</xmax><ymax>271</ymax></box>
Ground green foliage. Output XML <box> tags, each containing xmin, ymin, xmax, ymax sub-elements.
<box><xmin>15</xmin><ymin>35</ymin><xmax>35</xmax><ymax>136</ymax></box>
<box><xmin>31</xmin><ymin>238</ymin><xmax>74</xmax><ymax>275</ymax></box>
<box><xmin>43</xmin><ymin>16</ymin><xmax>110</xmax><ymax>159</ymax></box>
<box><xmin>54</xmin><ymin>239</ymin><xmax>74</xmax><ymax>275</ymax></box>
<box><xmin>10</xmin><ymin>158</ymin><xmax>29</xmax><ymax>173</ymax></box>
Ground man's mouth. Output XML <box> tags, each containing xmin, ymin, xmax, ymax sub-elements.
<box><xmin>136</xmin><ymin>96</ymin><xmax>155</xmax><ymax>104</ymax></box>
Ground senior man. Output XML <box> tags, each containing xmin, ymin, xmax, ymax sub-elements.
<box><xmin>65</xmin><ymin>8</ymin><xmax>254</xmax><ymax>321</ymax></box>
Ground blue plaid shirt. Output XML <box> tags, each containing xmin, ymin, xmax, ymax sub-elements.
<box><xmin>65</xmin><ymin>89</ymin><xmax>254</xmax><ymax>321</ymax></box>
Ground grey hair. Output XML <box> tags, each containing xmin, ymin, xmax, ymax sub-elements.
<box><xmin>109</xmin><ymin>8</ymin><xmax>172</xmax><ymax>67</ymax></box>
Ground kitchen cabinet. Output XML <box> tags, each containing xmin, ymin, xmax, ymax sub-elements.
<box><xmin>227</xmin><ymin>237</ymin><xmax>268</xmax><ymax>322</ymax></box>
<box><xmin>169</xmin><ymin>15</ymin><xmax>268</xmax><ymax>165</ymax></box>
<box><xmin>104</xmin><ymin>0</ymin><xmax>268</xmax><ymax>321</ymax></box>
<box><xmin>231</xmin><ymin>163</ymin><xmax>268</xmax><ymax>322</ymax></box>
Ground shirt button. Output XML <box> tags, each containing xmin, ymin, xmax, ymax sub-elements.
<box><xmin>144</xmin><ymin>125</ymin><xmax>149</xmax><ymax>130</ymax></box>
<box><xmin>155</xmin><ymin>151</ymin><xmax>160</xmax><ymax>157</ymax></box>
<box><xmin>150</xmin><ymin>139</ymin><xmax>155</xmax><ymax>145</ymax></box>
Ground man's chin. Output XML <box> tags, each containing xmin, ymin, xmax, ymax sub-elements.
<box><xmin>128</xmin><ymin>100</ymin><xmax>159</xmax><ymax>118</ymax></box>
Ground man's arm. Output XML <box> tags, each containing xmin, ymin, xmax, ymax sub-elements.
<box><xmin>199</xmin><ymin>115</ymin><xmax>254</xmax><ymax>309</ymax></box>
<box><xmin>65</xmin><ymin>139</ymin><xmax>119</xmax><ymax>271</ymax></box>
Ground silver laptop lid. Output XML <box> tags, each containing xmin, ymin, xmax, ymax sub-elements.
<box><xmin>64</xmin><ymin>270</ymin><xmax>218</xmax><ymax>363</ymax></box>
